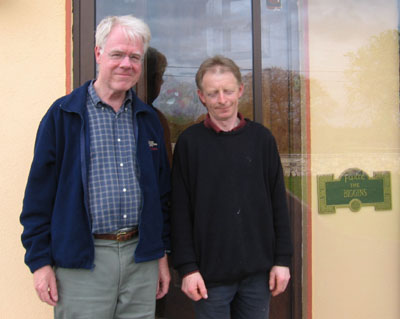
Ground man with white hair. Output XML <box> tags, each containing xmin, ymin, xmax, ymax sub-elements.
<box><xmin>20</xmin><ymin>15</ymin><xmax>171</xmax><ymax>318</ymax></box>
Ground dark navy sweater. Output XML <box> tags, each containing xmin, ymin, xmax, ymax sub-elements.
<box><xmin>171</xmin><ymin>120</ymin><xmax>292</xmax><ymax>285</ymax></box>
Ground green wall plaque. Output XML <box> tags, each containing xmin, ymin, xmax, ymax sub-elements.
<box><xmin>317</xmin><ymin>168</ymin><xmax>391</xmax><ymax>214</ymax></box>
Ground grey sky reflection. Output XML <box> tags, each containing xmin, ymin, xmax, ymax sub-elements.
<box><xmin>96</xmin><ymin>0</ymin><xmax>299</xmax><ymax>72</ymax></box>
<box><xmin>97</xmin><ymin>0</ymin><xmax>253</xmax><ymax>73</ymax></box>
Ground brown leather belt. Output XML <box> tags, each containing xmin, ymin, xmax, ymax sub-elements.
<box><xmin>93</xmin><ymin>228</ymin><xmax>138</xmax><ymax>242</ymax></box>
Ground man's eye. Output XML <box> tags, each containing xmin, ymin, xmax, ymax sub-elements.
<box><xmin>111</xmin><ymin>53</ymin><xmax>123</xmax><ymax>59</ymax></box>
<box><xmin>129</xmin><ymin>55</ymin><xmax>141</xmax><ymax>62</ymax></box>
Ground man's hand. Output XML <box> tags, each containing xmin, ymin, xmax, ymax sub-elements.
<box><xmin>33</xmin><ymin>265</ymin><xmax>58</xmax><ymax>306</ymax></box>
<box><xmin>156</xmin><ymin>255</ymin><xmax>171</xmax><ymax>299</ymax></box>
<box><xmin>181</xmin><ymin>272</ymin><xmax>208</xmax><ymax>301</ymax></box>
<box><xmin>269</xmin><ymin>265</ymin><xmax>290</xmax><ymax>297</ymax></box>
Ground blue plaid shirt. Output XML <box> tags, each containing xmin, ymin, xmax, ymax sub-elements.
<box><xmin>87</xmin><ymin>81</ymin><xmax>142</xmax><ymax>233</ymax></box>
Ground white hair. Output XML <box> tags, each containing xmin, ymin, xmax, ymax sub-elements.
<box><xmin>95</xmin><ymin>15</ymin><xmax>151</xmax><ymax>53</ymax></box>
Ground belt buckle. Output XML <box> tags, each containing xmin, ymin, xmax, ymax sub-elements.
<box><xmin>116</xmin><ymin>229</ymin><xmax>128</xmax><ymax>241</ymax></box>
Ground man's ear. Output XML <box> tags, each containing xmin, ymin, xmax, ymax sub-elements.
<box><xmin>238</xmin><ymin>83</ymin><xmax>244</xmax><ymax>98</ymax></box>
<box><xmin>197</xmin><ymin>89</ymin><xmax>206</xmax><ymax>107</ymax></box>
<box><xmin>94</xmin><ymin>46</ymin><xmax>102</xmax><ymax>64</ymax></box>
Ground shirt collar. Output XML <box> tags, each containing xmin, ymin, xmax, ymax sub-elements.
<box><xmin>88</xmin><ymin>80</ymin><xmax>132</xmax><ymax>110</ymax></box>
<box><xmin>204</xmin><ymin>112</ymin><xmax>246</xmax><ymax>133</ymax></box>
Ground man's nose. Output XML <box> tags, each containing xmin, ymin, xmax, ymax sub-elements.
<box><xmin>120</xmin><ymin>55</ymin><xmax>131</xmax><ymax>67</ymax></box>
<box><xmin>217</xmin><ymin>91</ymin><xmax>226</xmax><ymax>103</ymax></box>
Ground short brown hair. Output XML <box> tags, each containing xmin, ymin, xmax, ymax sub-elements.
<box><xmin>195</xmin><ymin>55</ymin><xmax>242</xmax><ymax>91</ymax></box>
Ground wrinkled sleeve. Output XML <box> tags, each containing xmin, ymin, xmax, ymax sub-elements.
<box><xmin>267</xmin><ymin>134</ymin><xmax>293</xmax><ymax>267</ymax></box>
<box><xmin>171</xmin><ymin>136</ymin><xmax>199</xmax><ymax>277</ymax></box>
<box><xmin>20</xmin><ymin>114</ymin><xmax>57</xmax><ymax>273</ymax></box>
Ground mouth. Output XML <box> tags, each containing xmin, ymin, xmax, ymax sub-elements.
<box><xmin>216</xmin><ymin>105</ymin><xmax>231</xmax><ymax>111</ymax></box>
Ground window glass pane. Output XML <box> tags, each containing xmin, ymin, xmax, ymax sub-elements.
<box><xmin>260</xmin><ymin>0</ymin><xmax>302</xmax><ymax>200</ymax></box>
<box><xmin>96</xmin><ymin>0</ymin><xmax>253</xmax><ymax>142</ymax></box>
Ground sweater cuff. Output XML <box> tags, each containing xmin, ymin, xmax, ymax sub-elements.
<box><xmin>274</xmin><ymin>255</ymin><xmax>292</xmax><ymax>268</ymax></box>
<box><xmin>177</xmin><ymin>262</ymin><xmax>199</xmax><ymax>278</ymax></box>
<box><xmin>28</xmin><ymin>258</ymin><xmax>53</xmax><ymax>274</ymax></box>
<box><xmin>182</xmin><ymin>270</ymin><xmax>200</xmax><ymax>278</ymax></box>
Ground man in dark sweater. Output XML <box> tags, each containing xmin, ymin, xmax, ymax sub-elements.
<box><xmin>171</xmin><ymin>55</ymin><xmax>293</xmax><ymax>319</ymax></box>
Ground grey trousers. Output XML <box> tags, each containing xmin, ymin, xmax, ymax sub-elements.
<box><xmin>54</xmin><ymin>237</ymin><xmax>159</xmax><ymax>319</ymax></box>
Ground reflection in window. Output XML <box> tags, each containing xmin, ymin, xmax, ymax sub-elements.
<box><xmin>260</xmin><ymin>0</ymin><xmax>302</xmax><ymax>198</ymax></box>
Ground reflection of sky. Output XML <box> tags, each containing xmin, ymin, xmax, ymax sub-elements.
<box><xmin>96</xmin><ymin>0</ymin><xmax>299</xmax><ymax>75</ymax></box>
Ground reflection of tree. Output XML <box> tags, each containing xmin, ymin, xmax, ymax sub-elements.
<box><xmin>241</xmin><ymin>67</ymin><xmax>302</xmax><ymax>154</ymax></box>
<box><xmin>154</xmin><ymin>75</ymin><xmax>207</xmax><ymax>141</ymax></box>
<box><xmin>345</xmin><ymin>29</ymin><xmax>399</xmax><ymax>126</ymax></box>
<box><xmin>311</xmin><ymin>76</ymin><xmax>340</xmax><ymax>122</ymax></box>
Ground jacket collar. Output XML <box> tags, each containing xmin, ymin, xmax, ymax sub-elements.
<box><xmin>59</xmin><ymin>80</ymin><xmax>151</xmax><ymax>116</ymax></box>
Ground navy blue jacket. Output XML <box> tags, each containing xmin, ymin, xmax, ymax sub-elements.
<box><xmin>20</xmin><ymin>81</ymin><xmax>171</xmax><ymax>273</ymax></box>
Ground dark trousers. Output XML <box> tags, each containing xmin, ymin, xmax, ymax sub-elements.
<box><xmin>194</xmin><ymin>272</ymin><xmax>271</xmax><ymax>319</ymax></box>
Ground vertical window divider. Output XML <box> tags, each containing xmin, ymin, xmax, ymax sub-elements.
<box><xmin>73</xmin><ymin>0</ymin><xmax>95</xmax><ymax>88</ymax></box>
<box><xmin>251</xmin><ymin>0</ymin><xmax>263</xmax><ymax>123</ymax></box>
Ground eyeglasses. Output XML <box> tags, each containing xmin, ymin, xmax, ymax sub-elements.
<box><xmin>106</xmin><ymin>51</ymin><xmax>143</xmax><ymax>64</ymax></box>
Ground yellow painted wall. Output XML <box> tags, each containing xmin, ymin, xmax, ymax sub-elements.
<box><xmin>307</xmin><ymin>0</ymin><xmax>400</xmax><ymax>318</ymax></box>
<box><xmin>0</xmin><ymin>0</ymin><xmax>66</xmax><ymax>318</ymax></box>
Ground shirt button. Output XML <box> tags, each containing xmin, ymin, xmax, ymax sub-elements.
<box><xmin>120</xmin><ymin>163</ymin><xmax>124</xmax><ymax>167</ymax></box>
<box><xmin>123</xmin><ymin>214</ymin><xmax>127</xmax><ymax>219</ymax></box>
<box><xmin>117</xmin><ymin>138</ymin><xmax>121</xmax><ymax>142</ymax></box>
<box><xmin>123</xmin><ymin>188</ymin><xmax>127</xmax><ymax>192</ymax></box>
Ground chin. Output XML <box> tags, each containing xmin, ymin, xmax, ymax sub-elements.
<box><xmin>217</xmin><ymin>112</ymin><xmax>235</xmax><ymax>120</ymax></box>
<box><xmin>113</xmin><ymin>83</ymin><xmax>135</xmax><ymax>92</ymax></box>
